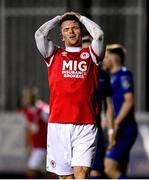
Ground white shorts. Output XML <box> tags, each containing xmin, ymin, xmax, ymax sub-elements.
<box><xmin>28</xmin><ymin>148</ymin><xmax>46</xmax><ymax>171</ymax></box>
<box><xmin>46</xmin><ymin>123</ymin><xmax>98</xmax><ymax>175</ymax></box>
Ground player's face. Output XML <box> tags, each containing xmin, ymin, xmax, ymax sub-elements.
<box><xmin>61</xmin><ymin>20</ymin><xmax>82</xmax><ymax>47</ymax></box>
<box><xmin>21</xmin><ymin>90</ymin><xmax>35</xmax><ymax>107</ymax></box>
<box><xmin>103</xmin><ymin>51</ymin><xmax>113</xmax><ymax>71</ymax></box>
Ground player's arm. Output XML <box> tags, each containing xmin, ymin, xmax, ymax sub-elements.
<box><xmin>22</xmin><ymin>113</ymin><xmax>32</xmax><ymax>153</ymax></box>
<box><xmin>105</xmin><ymin>96</ymin><xmax>116</xmax><ymax>149</ymax></box>
<box><xmin>80</xmin><ymin>16</ymin><xmax>104</xmax><ymax>64</ymax></box>
<box><xmin>114</xmin><ymin>92</ymin><xmax>134</xmax><ymax>129</ymax></box>
<box><xmin>25</xmin><ymin>127</ymin><xmax>32</xmax><ymax>153</ymax></box>
<box><xmin>35</xmin><ymin>15</ymin><xmax>61</xmax><ymax>66</ymax></box>
<box><xmin>114</xmin><ymin>72</ymin><xmax>134</xmax><ymax>129</ymax></box>
<box><xmin>41</xmin><ymin>104</ymin><xmax>49</xmax><ymax>123</ymax></box>
<box><xmin>101</xmin><ymin>73</ymin><xmax>115</xmax><ymax>149</ymax></box>
<box><xmin>104</xmin><ymin>74</ymin><xmax>114</xmax><ymax>130</ymax></box>
<box><xmin>106</xmin><ymin>97</ymin><xmax>114</xmax><ymax>130</ymax></box>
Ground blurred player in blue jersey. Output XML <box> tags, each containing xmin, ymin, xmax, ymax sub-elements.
<box><xmin>103</xmin><ymin>44</ymin><xmax>138</xmax><ymax>179</ymax></box>
<box><xmin>91</xmin><ymin>68</ymin><xmax>116</xmax><ymax>179</ymax></box>
<box><xmin>82</xmin><ymin>36</ymin><xmax>115</xmax><ymax>179</ymax></box>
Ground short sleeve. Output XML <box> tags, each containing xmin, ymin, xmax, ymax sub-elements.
<box><xmin>120</xmin><ymin>73</ymin><xmax>134</xmax><ymax>94</ymax></box>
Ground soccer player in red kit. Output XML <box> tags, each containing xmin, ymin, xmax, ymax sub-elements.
<box><xmin>35</xmin><ymin>12</ymin><xmax>104</xmax><ymax>179</ymax></box>
<box><xmin>21</xmin><ymin>87</ymin><xmax>49</xmax><ymax>178</ymax></box>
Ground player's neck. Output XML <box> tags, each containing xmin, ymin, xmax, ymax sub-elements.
<box><xmin>111</xmin><ymin>65</ymin><xmax>122</xmax><ymax>73</ymax></box>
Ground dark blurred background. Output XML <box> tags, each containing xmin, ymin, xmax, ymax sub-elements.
<box><xmin>0</xmin><ymin>0</ymin><xmax>148</xmax><ymax>178</ymax></box>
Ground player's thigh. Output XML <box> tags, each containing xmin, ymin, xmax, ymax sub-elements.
<box><xmin>47</xmin><ymin>123</ymin><xmax>73</xmax><ymax>176</ymax></box>
<box><xmin>73</xmin><ymin>166</ymin><xmax>90</xmax><ymax>179</ymax></box>
<box><xmin>104</xmin><ymin>158</ymin><xmax>120</xmax><ymax>171</ymax></box>
<box><xmin>71</xmin><ymin>124</ymin><xmax>98</xmax><ymax>168</ymax></box>
<box><xmin>59</xmin><ymin>174</ymin><xmax>74</xmax><ymax>179</ymax></box>
<box><xmin>106</xmin><ymin>124</ymin><xmax>137</xmax><ymax>162</ymax></box>
<box><xmin>104</xmin><ymin>158</ymin><xmax>121</xmax><ymax>178</ymax></box>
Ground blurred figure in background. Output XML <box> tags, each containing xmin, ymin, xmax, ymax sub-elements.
<box><xmin>19</xmin><ymin>87</ymin><xmax>49</xmax><ymax>179</ymax></box>
<box><xmin>82</xmin><ymin>35</ymin><xmax>115</xmax><ymax>179</ymax></box>
<box><xmin>103</xmin><ymin>44</ymin><xmax>138</xmax><ymax>179</ymax></box>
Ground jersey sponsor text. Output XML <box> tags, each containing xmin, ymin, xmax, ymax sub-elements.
<box><xmin>62</xmin><ymin>60</ymin><xmax>87</xmax><ymax>78</ymax></box>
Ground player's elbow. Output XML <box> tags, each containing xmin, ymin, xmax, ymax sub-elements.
<box><xmin>95</xmin><ymin>28</ymin><xmax>104</xmax><ymax>41</ymax></box>
<box><xmin>125</xmin><ymin>93</ymin><xmax>135</xmax><ymax>108</ymax></box>
<box><xmin>129</xmin><ymin>100</ymin><xmax>134</xmax><ymax>108</ymax></box>
<box><xmin>125</xmin><ymin>99</ymin><xmax>134</xmax><ymax>111</ymax></box>
<box><xmin>35</xmin><ymin>29</ymin><xmax>43</xmax><ymax>39</ymax></box>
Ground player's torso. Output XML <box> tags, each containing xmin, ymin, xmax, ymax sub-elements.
<box><xmin>47</xmin><ymin>48</ymin><xmax>99</xmax><ymax>124</ymax></box>
<box><xmin>24</xmin><ymin>106</ymin><xmax>47</xmax><ymax>148</ymax></box>
<box><xmin>110</xmin><ymin>68</ymin><xmax>135</xmax><ymax>126</ymax></box>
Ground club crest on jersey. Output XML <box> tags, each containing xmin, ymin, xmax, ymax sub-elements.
<box><xmin>80</xmin><ymin>52</ymin><xmax>89</xmax><ymax>59</ymax></box>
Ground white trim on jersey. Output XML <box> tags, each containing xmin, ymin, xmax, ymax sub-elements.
<box><xmin>89</xmin><ymin>45</ymin><xmax>99</xmax><ymax>65</ymax></box>
<box><xmin>91</xmin><ymin>39</ymin><xmax>103</xmax><ymax>58</ymax></box>
<box><xmin>66</xmin><ymin>47</ymin><xmax>81</xmax><ymax>52</ymax></box>
<box><xmin>44</xmin><ymin>54</ymin><xmax>55</xmax><ymax>67</ymax></box>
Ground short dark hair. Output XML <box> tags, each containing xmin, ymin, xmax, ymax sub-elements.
<box><xmin>106</xmin><ymin>44</ymin><xmax>126</xmax><ymax>65</ymax></box>
<box><xmin>59</xmin><ymin>14</ymin><xmax>83</xmax><ymax>31</ymax></box>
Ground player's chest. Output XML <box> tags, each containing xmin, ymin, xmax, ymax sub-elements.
<box><xmin>111</xmin><ymin>76</ymin><xmax>122</xmax><ymax>93</ymax></box>
<box><xmin>49</xmin><ymin>52</ymin><xmax>94</xmax><ymax>80</ymax></box>
<box><xmin>26</xmin><ymin>109</ymin><xmax>41</xmax><ymax>122</ymax></box>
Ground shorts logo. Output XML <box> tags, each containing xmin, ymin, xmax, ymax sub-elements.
<box><xmin>50</xmin><ymin>160</ymin><xmax>56</xmax><ymax>168</ymax></box>
<box><xmin>80</xmin><ymin>52</ymin><xmax>89</xmax><ymax>59</ymax></box>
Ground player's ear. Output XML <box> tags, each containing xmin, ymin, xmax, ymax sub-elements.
<box><xmin>60</xmin><ymin>33</ymin><xmax>64</xmax><ymax>41</ymax></box>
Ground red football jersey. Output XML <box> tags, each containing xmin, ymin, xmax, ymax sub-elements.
<box><xmin>23</xmin><ymin>101</ymin><xmax>48</xmax><ymax>148</ymax></box>
<box><xmin>45</xmin><ymin>47</ymin><xmax>100</xmax><ymax>124</ymax></box>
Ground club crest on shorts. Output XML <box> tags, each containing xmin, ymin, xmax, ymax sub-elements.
<box><xmin>80</xmin><ymin>52</ymin><xmax>89</xmax><ymax>59</ymax></box>
<box><xmin>50</xmin><ymin>160</ymin><xmax>56</xmax><ymax>168</ymax></box>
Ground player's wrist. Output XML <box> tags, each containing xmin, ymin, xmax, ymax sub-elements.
<box><xmin>57</xmin><ymin>15</ymin><xmax>62</xmax><ymax>21</ymax></box>
<box><xmin>114</xmin><ymin>121</ymin><xmax>119</xmax><ymax>129</ymax></box>
<box><xmin>79</xmin><ymin>15</ymin><xmax>86</xmax><ymax>23</ymax></box>
<box><xmin>108</xmin><ymin>128</ymin><xmax>114</xmax><ymax>135</ymax></box>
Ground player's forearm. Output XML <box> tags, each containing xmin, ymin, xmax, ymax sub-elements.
<box><xmin>80</xmin><ymin>16</ymin><xmax>104</xmax><ymax>40</ymax></box>
<box><xmin>35</xmin><ymin>16</ymin><xmax>61</xmax><ymax>58</ymax></box>
<box><xmin>35</xmin><ymin>16</ymin><xmax>61</xmax><ymax>38</ymax></box>
<box><xmin>106</xmin><ymin>109</ymin><xmax>114</xmax><ymax>129</ymax></box>
<box><xmin>106</xmin><ymin>103</ymin><xmax>116</xmax><ymax>149</ymax></box>
<box><xmin>106</xmin><ymin>97</ymin><xmax>114</xmax><ymax>129</ymax></box>
<box><xmin>80</xmin><ymin>16</ymin><xmax>104</xmax><ymax>57</ymax></box>
<box><xmin>115</xmin><ymin>100</ymin><xmax>134</xmax><ymax>126</ymax></box>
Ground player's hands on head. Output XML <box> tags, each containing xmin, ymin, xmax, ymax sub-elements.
<box><xmin>61</xmin><ymin>11</ymin><xmax>81</xmax><ymax>20</ymax></box>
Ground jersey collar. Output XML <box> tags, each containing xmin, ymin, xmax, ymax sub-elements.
<box><xmin>65</xmin><ymin>47</ymin><xmax>81</xmax><ymax>52</ymax></box>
